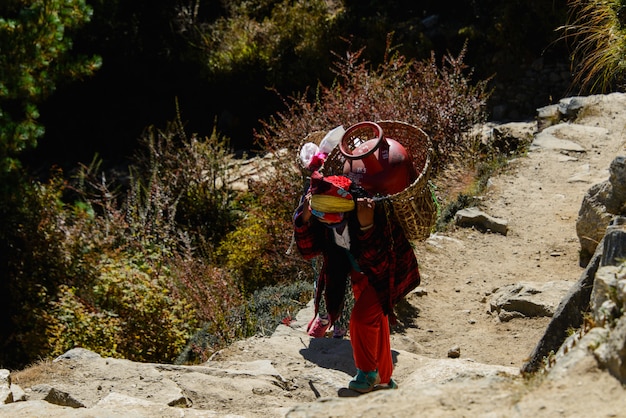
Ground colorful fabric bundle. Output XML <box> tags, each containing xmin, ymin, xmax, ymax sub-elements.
<box><xmin>309</xmin><ymin>171</ymin><xmax>355</xmax><ymax>222</ymax></box>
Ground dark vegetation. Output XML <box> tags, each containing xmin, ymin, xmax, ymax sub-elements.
<box><xmin>1</xmin><ymin>0</ymin><xmax>624</xmax><ymax>369</ymax></box>
<box><xmin>23</xmin><ymin>0</ymin><xmax>574</xmax><ymax>170</ymax></box>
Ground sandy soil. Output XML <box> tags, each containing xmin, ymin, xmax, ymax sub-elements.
<box><xmin>400</xmin><ymin>94</ymin><xmax>626</xmax><ymax>370</ymax></box>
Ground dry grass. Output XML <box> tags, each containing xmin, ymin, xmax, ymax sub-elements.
<box><xmin>561</xmin><ymin>0</ymin><xmax>626</xmax><ymax>93</ymax></box>
<box><xmin>11</xmin><ymin>359</ymin><xmax>73</xmax><ymax>388</ymax></box>
<box><xmin>432</xmin><ymin>163</ymin><xmax>480</xmax><ymax>210</ymax></box>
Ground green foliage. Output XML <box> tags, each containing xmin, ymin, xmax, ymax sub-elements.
<box><xmin>435</xmin><ymin>129</ymin><xmax>529</xmax><ymax>231</ymax></box>
<box><xmin>0</xmin><ymin>163</ymin><xmax>196</xmax><ymax>366</ymax></box>
<box><xmin>245</xmin><ymin>179</ymin><xmax>313</xmax><ymax>286</ymax></box>
<box><xmin>95</xmin><ymin>251</ymin><xmax>196</xmax><ymax>362</ymax></box>
<box><xmin>44</xmin><ymin>249</ymin><xmax>199</xmax><ymax>363</ymax></box>
<box><xmin>130</xmin><ymin>119</ymin><xmax>242</xmax><ymax>255</ymax></box>
<box><xmin>248</xmin><ymin>281</ymin><xmax>313</xmax><ymax>336</ymax></box>
<box><xmin>182</xmin><ymin>0</ymin><xmax>338</xmax><ymax>89</ymax></box>
<box><xmin>44</xmin><ymin>285</ymin><xmax>123</xmax><ymax>359</ymax></box>
<box><xmin>562</xmin><ymin>0</ymin><xmax>626</xmax><ymax>92</ymax></box>
<box><xmin>217</xmin><ymin>195</ymin><xmax>310</xmax><ymax>294</ymax></box>
<box><xmin>0</xmin><ymin>0</ymin><xmax>101</xmax><ymax>172</ymax></box>
<box><xmin>0</xmin><ymin>168</ymin><xmax>104</xmax><ymax>367</ymax></box>
<box><xmin>218</xmin><ymin>216</ymin><xmax>273</xmax><ymax>291</ymax></box>
<box><xmin>437</xmin><ymin>193</ymin><xmax>479</xmax><ymax>231</ymax></box>
<box><xmin>52</xmin><ymin>122</ymin><xmax>248</xmax><ymax>363</ymax></box>
<box><xmin>0</xmin><ymin>117</ymin><xmax>253</xmax><ymax>368</ymax></box>
<box><xmin>169</xmin><ymin>252</ymin><xmax>246</xmax><ymax>353</ymax></box>
<box><xmin>175</xmin><ymin>280</ymin><xmax>312</xmax><ymax>364</ymax></box>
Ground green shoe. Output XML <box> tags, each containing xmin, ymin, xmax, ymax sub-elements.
<box><xmin>376</xmin><ymin>378</ymin><xmax>398</xmax><ymax>390</ymax></box>
<box><xmin>348</xmin><ymin>369</ymin><xmax>380</xmax><ymax>393</ymax></box>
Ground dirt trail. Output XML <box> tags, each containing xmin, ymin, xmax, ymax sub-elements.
<box><xmin>399</xmin><ymin>93</ymin><xmax>626</xmax><ymax>369</ymax></box>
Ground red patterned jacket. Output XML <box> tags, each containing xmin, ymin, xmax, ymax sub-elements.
<box><xmin>293</xmin><ymin>201</ymin><xmax>420</xmax><ymax>323</ymax></box>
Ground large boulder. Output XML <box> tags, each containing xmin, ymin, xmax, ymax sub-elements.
<box><xmin>576</xmin><ymin>156</ymin><xmax>626</xmax><ymax>266</ymax></box>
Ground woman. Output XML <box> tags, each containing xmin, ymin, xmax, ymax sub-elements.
<box><xmin>293</xmin><ymin>171</ymin><xmax>421</xmax><ymax>393</ymax></box>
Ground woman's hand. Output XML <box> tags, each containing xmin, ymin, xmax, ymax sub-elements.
<box><xmin>356</xmin><ymin>197</ymin><xmax>375</xmax><ymax>228</ymax></box>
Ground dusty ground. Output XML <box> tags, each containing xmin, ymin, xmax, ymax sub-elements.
<box><xmin>213</xmin><ymin>93</ymin><xmax>626</xmax><ymax>416</ymax></box>
<box><xmin>401</xmin><ymin>140</ymin><xmax>584</xmax><ymax>369</ymax></box>
<box><xmin>403</xmin><ymin>95</ymin><xmax>626</xmax><ymax>370</ymax></box>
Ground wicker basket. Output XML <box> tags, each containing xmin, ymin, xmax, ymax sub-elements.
<box><xmin>322</xmin><ymin>120</ymin><xmax>437</xmax><ymax>241</ymax></box>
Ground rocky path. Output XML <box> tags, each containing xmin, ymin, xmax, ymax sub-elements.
<box><xmin>215</xmin><ymin>92</ymin><xmax>626</xmax><ymax>417</ymax></box>
<box><xmin>2</xmin><ymin>93</ymin><xmax>626</xmax><ymax>417</ymax></box>
<box><xmin>401</xmin><ymin>93</ymin><xmax>626</xmax><ymax>370</ymax></box>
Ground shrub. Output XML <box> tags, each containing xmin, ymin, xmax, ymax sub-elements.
<box><xmin>245</xmin><ymin>38</ymin><xmax>491</xmax><ymax>283</ymax></box>
<box><xmin>183</xmin><ymin>0</ymin><xmax>337</xmax><ymax>89</ymax></box>
<box><xmin>0</xmin><ymin>158</ymin><xmax>203</xmax><ymax>365</ymax></box>
<box><xmin>175</xmin><ymin>280</ymin><xmax>312</xmax><ymax>364</ymax></box>
<box><xmin>217</xmin><ymin>205</ymin><xmax>314</xmax><ymax>293</ymax></box>
<box><xmin>130</xmin><ymin>119</ymin><xmax>243</xmax><ymax>256</ymax></box>
<box><xmin>217</xmin><ymin>216</ymin><xmax>273</xmax><ymax>291</ymax></box>
<box><xmin>0</xmin><ymin>117</ymin><xmax>254</xmax><ymax>368</ymax></box>
<box><xmin>169</xmin><ymin>252</ymin><xmax>247</xmax><ymax>362</ymax></box>
<box><xmin>44</xmin><ymin>284</ymin><xmax>123</xmax><ymax>359</ymax></box>
<box><xmin>561</xmin><ymin>0</ymin><xmax>626</xmax><ymax>92</ymax></box>
<box><xmin>0</xmin><ymin>169</ymin><xmax>105</xmax><ymax>368</ymax></box>
<box><xmin>249</xmin><ymin>280</ymin><xmax>313</xmax><ymax>336</ymax></box>
<box><xmin>44</xmin><ymin>248</ymin><xmax>199</xmax><ymax>363</ymax></box>
<box><xmin>256</xmin><ymin>37</ymin><xmax>490</xmax><ymax>175</ymax></box>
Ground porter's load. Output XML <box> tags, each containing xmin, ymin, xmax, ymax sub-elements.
<box><xmin>339</xmin><ymin>121</ymin><xmax>416</xmax><ymax>196</ymax></box>
<box><xmin>321</xmin><ymin>120</ymin><xmax>438</xmax><ymax>241</ymax></box>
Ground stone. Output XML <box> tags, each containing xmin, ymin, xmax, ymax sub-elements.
<box><xmin>44</xmin><ymin>387</ymin><xmax>86</xmax><ymax>408</ymax></box>
<box><xmin>577</xmin><ymin>182</ymin><xmax>614</xmax><ymax>265</ymax></box>
<box><xmin>557</xmin><ymin>96</ymin><xmax>585</xmax><ymax>119</ymax></box>
<box><xmin>489</xmin><ymin>281</ymin><xmax>572</xmax><ymax>321</ymax></box>
<box><xmin>454</xmin><ymin>207</ymin><xmax>508</xmax><ymax>235</ymax></box>
<box><xmin>532</xmin><ymin>123</ymin><xmax>608</xmax><ymax>152</ymax></box>
<box><xmin>600</xmin><ymin>217</ymin><xmax>626</xmax><ymax>267</ymax></box>
<box><xmin>577</xmin><ymin>157</ymin><xmax>626</xmax><ymax>266</ymax></box>
<box><xmin>0</xmin><ymin>370</ymin><xmax>12</xmax><ymax>404</ymax></box>
<box><xmin>522</xmin><ymin>240</ymin><xmax>603</xmax><ymax>374</ymax></box>
<box><xmin>547</xmin><ymin>327</ymin><xmax>608</xmax><ymax>381</ymax></box>
<box><xmin>595</xmin><ymin>316</ymin><xmax>626</xmax><ymax>383</ymax></box>
<box><xmin>10</xmin><ymin>384</ymin><xmax>26</xmax><ymax>403</ymax></box>
<box><xmin>591</xmin><ymin>265</ymin><xmax>622</xmax><ymax>325</ymax></box>
<box><xmin>54</xmin><ymin>347</ymin><xmax>101</xmax><ymax>362</ymax></box>
<box><xmin>447</xmin><ymin>346</ymin><xmax>461</xmax><ymax>359</ymax></box>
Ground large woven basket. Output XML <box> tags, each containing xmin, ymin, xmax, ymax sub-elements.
<box><xmin>322</xmin><ymin>120</ymin><xmax>437</xmax><ymax>241</ymax></box>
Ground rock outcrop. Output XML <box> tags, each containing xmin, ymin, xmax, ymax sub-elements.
<box><xmin>489</xmin><ymin>281</ymin><xmax>572</xmax><ymax>322</ymax></box>
<box><xmin>576</xmin><ymin>156</ymin><xmax>626</xmax><ymax>266</ymax></box>
<box><xmin>0</xmin><ymin>307</ymin><xmax>520</xmax><ymax>418</ymax></box>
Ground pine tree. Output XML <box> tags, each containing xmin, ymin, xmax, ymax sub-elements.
<box><xmin>0</xmin><ymin>0</ymin><xmax>101</xmax><ymax>172</ymax></box>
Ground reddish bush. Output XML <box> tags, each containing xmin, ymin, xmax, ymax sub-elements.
<box><xmin>246</xmin><ymin>38</ymin><xmax>491</xmax><ymax>282</ymax></box>
<box><xmin>255</xmin><ymin>36</ymin><xmax>491</xmax><ymax>174</ymax></box>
